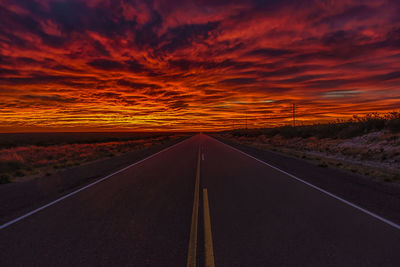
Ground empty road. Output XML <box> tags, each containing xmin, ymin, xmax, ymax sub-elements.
<box><xmin>1</xmin><ymin>134</ymin><xmax>400</xmax><ymax>266</ymax></box>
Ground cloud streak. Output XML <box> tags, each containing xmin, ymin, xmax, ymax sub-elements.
<box><xmin>0</xmin><ymin>0</ymin><xmax>400</xmax><ymax>131</ymax></box>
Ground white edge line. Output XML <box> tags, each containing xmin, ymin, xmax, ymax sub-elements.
<box><xmin>0</xmin><ymin>136</ymin><xmax>193</xmax><ymax>230</ymax></box>
<box><xmin>210</xmin><ymin>136</ymin><xmax>400</xmax><ymax>231</ymax></box>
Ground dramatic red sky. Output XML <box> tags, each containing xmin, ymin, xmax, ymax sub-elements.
<box><xmin>1</xmin><ymin>0</ymin><xmax>400</xmax><ymax>131</ymax></box>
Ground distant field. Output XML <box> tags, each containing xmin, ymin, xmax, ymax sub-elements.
<box><xmin>0</xmin><ymin>132</ymin><xmax>190</xmax><ymax>183</ymax></box>
<box><xmin>0</xmin><ymin>132</ymin><xmax>186</xmax><ymax>149</ymax></box>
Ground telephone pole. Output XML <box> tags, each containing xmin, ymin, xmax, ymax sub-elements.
<box><xmin>293</xmin><ymin>103</ymin><xmax>296</xmax><ymax>127</ymax></box>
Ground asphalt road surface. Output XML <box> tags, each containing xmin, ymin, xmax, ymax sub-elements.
<box><xmin>1</xmin><ymin>134</ymin><xmax>400</xmax><ymax>266</ymax></box>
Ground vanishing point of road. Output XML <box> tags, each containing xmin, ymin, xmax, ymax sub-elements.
<box><xmin>1</xmin><ymin>134</ymin><xmax>400</xmax><ymax>266</ymax></box>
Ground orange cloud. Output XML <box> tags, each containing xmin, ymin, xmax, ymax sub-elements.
<box><xmin>0</xmin><ymin>0</ymin><xmax>400</xmax><ymax>131</ymax></box>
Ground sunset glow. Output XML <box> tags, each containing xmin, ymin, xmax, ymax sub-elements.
<box><xmin>1</xmin><ymin>0</ymin><xmax>400</xmax><ymax>131</ymax></box>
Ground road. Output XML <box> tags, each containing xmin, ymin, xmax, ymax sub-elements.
<box><xmin>1</xmin><ymin>134</ymin><xmax>400</xmax><ymax>266</ymax></box>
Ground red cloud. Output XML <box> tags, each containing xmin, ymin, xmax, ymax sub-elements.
<box><xmin>0</xmin><ymin>0</ymin><xmax>400</xmax><ymax>131</ymax></box>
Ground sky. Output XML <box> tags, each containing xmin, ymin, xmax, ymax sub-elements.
<box><xmin>1</xmin><ymin>0</ymin><xmax>400</xmax><ymax>131</ymax></box>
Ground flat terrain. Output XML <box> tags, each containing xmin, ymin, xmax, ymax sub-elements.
<box><xmin>218</xmin><ymin>130</ymin><xmax>400</xmax><ymax>183</ymax></box>
<box><xmin>0</xmin><ymin>132</ymin><xmax>186</xmax><ymax>183</ymax></box>
<box><xmin>1</xmin><ymin>134</ymin><xmax>400</xmax><ymax>266</ymax></box>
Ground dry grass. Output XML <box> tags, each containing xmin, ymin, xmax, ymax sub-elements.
<box><xmin>228</xmin><ymin>112</ymin><xmax>400</xmax><ymax>139</ymax></box>
<box><xmin>219</xmin><ymin>130</ymin><xmax>400</xmax><ymax>183</ymax></box>
<box><xmin>0</xmin><ymin>133</ymin><xmax>185</xmax><ymax>183</ymax></box>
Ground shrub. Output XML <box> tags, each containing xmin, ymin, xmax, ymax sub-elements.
<box><xmin>386</xmin><ymin>118</ymin><xmax>400</xmax><ymax>132</ymax></box>
<box><xmin>14</xmin><ymin>170</ymin><xmax>25</xmax><ymax>177</ymax></box>
<box><xmin>226</xmin><ymin>112</ymin><xmax>400</xmax><ymax>139</ymax></box>
<box><xmin>0</xmin><ymin>161</ymin><xmax>25</xmax><ymax>173</ymax></box>
<box><xmin>318</xmin><ymin>162</ymin><xmax>328</xmax><ymax>168</ymax></box>
<box><xmin>0</xmin><ymin>174</ymin><xmax>10</xmax><ymax>184</ymax></box>
<box><xmin>338</xmin><ymin>125</ymin><xmax>363</xmax><ymax>138</ymax></box>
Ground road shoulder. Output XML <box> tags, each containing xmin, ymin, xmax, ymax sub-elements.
<box><xmin>213</xmin><ymin>135</ymin><xmax>400</xmax><ymax>225</ymax></box>
<box><xmin>0</xmin><ymin>136</ymin><xmax>190</xmax><ymax>225</ymax></box>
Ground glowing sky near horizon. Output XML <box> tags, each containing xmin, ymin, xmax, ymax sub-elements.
<box><xmin>1</xmin><ymin>0</ymin><xmax>400</xmax><ymax>131</ymax></box>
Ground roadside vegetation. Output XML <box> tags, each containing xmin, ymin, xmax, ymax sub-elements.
<box><xmin>227</xmin><ymin>112</ymin><xmax>400</xmax><ymax>139</ymax></box>
<box><xmin>218</xmin><ymin>112</ymin><xmax>400</xmax><ymax>183</ymax></box>
<box><xmin>0</xmin><ymin>133</ymin><xmax>187</xmax><ymax>184</ymax></box>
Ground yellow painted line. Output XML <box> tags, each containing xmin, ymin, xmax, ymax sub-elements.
<box><xmin>203</xmin><ymin>188</ymin><xmax>216</xmax><ymax>267</ymax></box>
<box><xmin>186</xmin><ymin>148</ymin><xmax>201</xmax><ymax>267</ymax></box>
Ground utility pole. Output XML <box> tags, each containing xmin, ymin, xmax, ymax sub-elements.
<box><xmin>293</xmin><ymin>103</ymin><xmax>296</xmax><ymax>127</ymax></box>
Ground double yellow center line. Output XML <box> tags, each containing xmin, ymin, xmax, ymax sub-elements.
<box><xmin>187</xmin><ymin>147</ymin><xmax>215</xmax><ymax>267</ymax></box>
<box><xmin>203</xmin><ymin>188</ymin><xmax>215</xmax><ymax>267</ymax></box>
